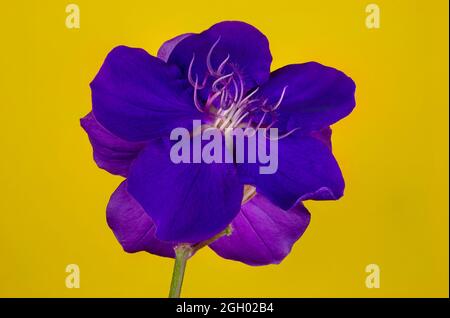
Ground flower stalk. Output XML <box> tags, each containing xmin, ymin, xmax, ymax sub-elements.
<box><xmin>168</xmin><ymin>244</ymin><xmax>192</xmax><ymax>298</ymax></box>
<box><xmin>168</xmin><ymin>226</ymin><xmax>232</xmax><ymax>298</ymax></box>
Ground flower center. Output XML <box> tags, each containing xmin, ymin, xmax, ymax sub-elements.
<box><xmin>187</xmin><ymin>37</ymin><xmax>288</xmax><ymax>134</ymax></box>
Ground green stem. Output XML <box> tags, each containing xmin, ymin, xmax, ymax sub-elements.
<box><xmin>167</xmin><ymin>226</ymin><xmax>233</xmax><ymax>298</ymax></box>
<box><xmin>168</xmin><ymin>244</ymin><xmax>192</xmax><ymax>298</ymax></box>
<box><xmin>192</xmin><ymin>226</ymin><xmax>233</xmax><ymax>252</ymax></box>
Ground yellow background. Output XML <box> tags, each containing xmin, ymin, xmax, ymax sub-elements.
<box><xmin>0</xmin><ymin>0</ymin><xmax>448</xmax><ymax>297</ymax></box>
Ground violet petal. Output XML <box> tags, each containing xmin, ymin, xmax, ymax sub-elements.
<box><xmin>106</xmin><ymin>181</ymin><xmax>175</xmax><ymax>257</ymax></box>
<box><xmin>91</xmin><ymin>46</ymin><xmax>203</xmax><ymax>142</ymax></box>
<box><xmin>80</xmin><ymin>112</ymin><xmax>146</xmax><ymax>177</ymax></box>
<box><xmin>237</xmin><ymin>132</ymin><xmax>344</xmax><ymax>210</ymax></box>
<box><xmin>258</xmin><ymin>62</ymin><xmax>356</xmax><ymax>134</ymax></box>
<box><xmin>157</xmin><ymin>33</ymin><xmax>193</xmax><ymax>62</ymax></box>
<box><xmin>167</xmin><ymin>21</ymin><xmax>272</xmax><ymax>93</ymax></box>
<box><xmin>127</xmin><ymin>139</ymin><xmax>244</xmax><ymax>243</ymax></box>
<box><xmin>210</xmin><ymin>194</ymin><xmax>310</xmax><ymax>266</ymax></box>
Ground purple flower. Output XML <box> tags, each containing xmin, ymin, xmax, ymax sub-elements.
<box><xmin>81</xmin><ymin>21</ymin><xmax>355</xmax><ymax>266</ymax></box>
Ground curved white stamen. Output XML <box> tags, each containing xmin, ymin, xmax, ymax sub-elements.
<box><xmin>187</xmin><ymin>54</ymin><xmax>196</xmax><ymax>87</ymax></box>
<box><xmin>206</xmin><ymin>37</ymin><xmax>221</xmax><ymax>75</ymax></box>
<box><xmin>255</xmin><ymin>112</ymin><xmax>267</xmax><ymax>131</ymax></box>
<box><xmin>244</xmin><ymin>99</ymin><xmax>259</xmax><ymax>107</ymax></box>
<box><xmin>231</xmin><ymin>78</ymin><xmax>239</xmax><ymax>103</ymax></box>
<box><xmin>218</xmin><ymin>116</ymin><xmax>232</xmax><ymax>130</ymax></box>
<box><xmin>221</xmin><ymin>100</ymin><xmax>237</xmax><ymax>116</ymax></box>
<box><xmin>200</xmin><ymin>72</ymin><xmax>209</xmax><ymax>88</ymax></box>
<box><xmin>193</xmin><ymin>76</ymin><xmax>204</xmax><ymax>112</ymax></box>
<box><xmin>233</xmin><ymin>112</ymin><xmax>250</xmax><ymax>127</ymax></box>
<box><xmin>238</xmin><ymin>76</ymin><xmax>245</xmax><ymax>102</ymax></box>
<box><xmin>240</xmin><ymin>87</ymin><xmax>259</xmax><ymax>106</ymax></box>
<box><xmin>221</xmin><ymin>107</ymin><xmax>248</xmax><ymax>131</ymax></box>
<box><xmin>223</xmin><ymin>102</ymin><xmax>239</xmax><ymax>118</ymax></box>
<box><xmin>188</xmin><ymin>53</ymin><xmax>207</xmax><ymax>89</ymax></box>
<box><xmin>271</xmin><ymin>86</ymin><xmax>288</xmax><ymax>111</ymax></box>
<box><xmin>266</xmin><ymin>127</ymin><xmax>302</xmax><ymax>140</ymax></box>
<box><xmin>205</xmin><ymin>90</ymin><xmax>222</xmax><ymax>109</ymax></box>
<box><xmin>186</xmin><ymin>39</ymin><xmax>291</xmax><ymax>133</ymax></box>
<box><xmin>212</xmin><ymin>72</ymin><xmax>234</xmax><ymax>91</ymax></box>
<box><xmin>265</xmin><ymin>121</ymin><xmax>276</xmax><ymax>130</ymax></box>
<box><xmin>220</xmin><ymin>90</ymin><xmax>232</xmax><ymax>110</ymax></box>
<box><xmin>218</xmin><ymin>105</ymin><xmax>242</xmax><ymax>130</ymax></box>
<box><xmin>244</xmin><ymin>118</ymin><xmax>254</xmax><ymax>132</ymax></box>
<box><xmin>230</xmin><ymin>106</ymin><xmax>246</xmax><ymax>122</ymax></box>
<box><xmin>220</xmin><ymin>88</ymin><xmax>226</xmax><ymax>106</ymax></box>
<box><xmin>217</xmin><ymin>54</ymin><xmax>230</xmax><ymax>75</ymax></box>
<box><xmin>213</xmin><ymin>108</ymin><xmax>224</xmax><ymax>127</ymax></box>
